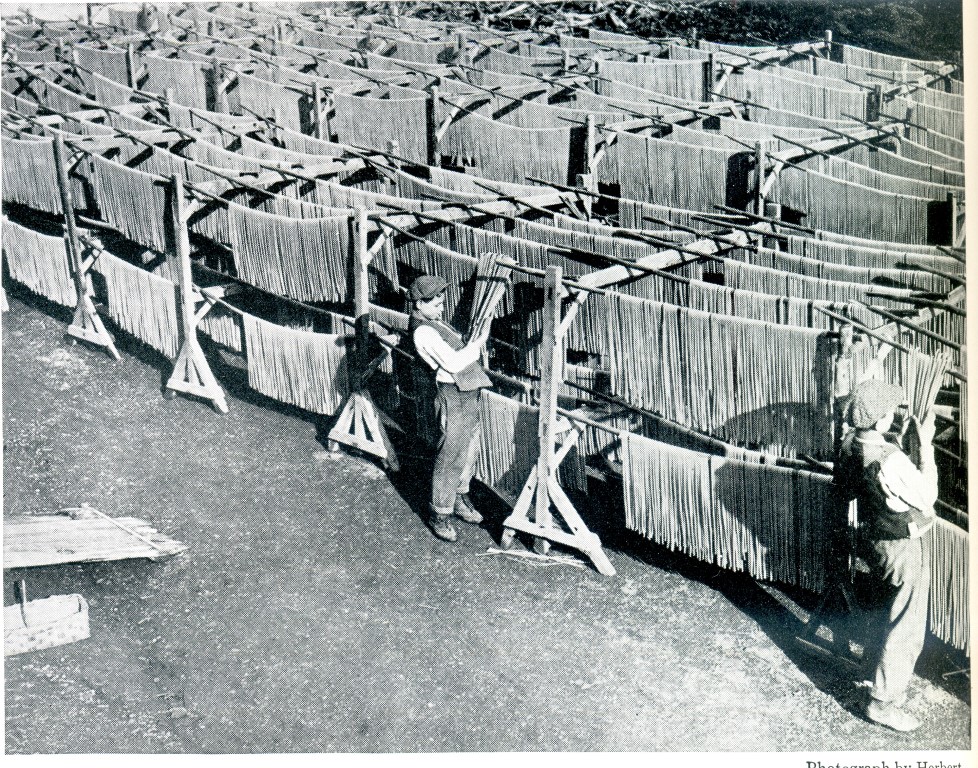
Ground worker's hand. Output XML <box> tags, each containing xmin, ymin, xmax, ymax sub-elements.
<box><xmin>912</xmin><ymin>412</ymin><xmax>937</xmax><ymax>446</ymax></box>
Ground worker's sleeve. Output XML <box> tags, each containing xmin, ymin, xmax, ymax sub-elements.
<box><xmin>413</xmin><ymin>325</ymin><xmax>481</xmax><ymax>375</ymax></box>
<box><xmin>877</xmin><ymin>449</ymin><xmax>938</xmax><ymax>516</ymax></box>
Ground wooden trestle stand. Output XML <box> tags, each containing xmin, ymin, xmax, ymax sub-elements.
<box><xmin>163</xmin><ymin>174</ymin><xmax>228</xmax><ymax>413</ymax></box>
<box><xmin>52</xmin><ymin>133</ymin><xmax>120</xmax><ymax>360</ymax></box>
<box><xmin>499</xmin><ymin>264</ymin><xmax>616</xmax><ymax>576</ymax></box>
<box><xmin>327</xmin><ymin>207</ymin><xmax>400</xmax><ymax>471</ymax></box>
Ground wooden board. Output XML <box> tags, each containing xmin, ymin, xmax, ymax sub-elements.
<box><xmin>4</xmin><ymin>515</ymin><xmax>187</xmax><ymax>569</ymax></box>
<box><xmin>5</xmin><ymin>594</ymin><xmax>90</xmax><ymax>656</ymax></box>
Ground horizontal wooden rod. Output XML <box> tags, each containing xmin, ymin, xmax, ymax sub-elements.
<box><xmin>858</xmin><ymin>302</ymin><xmax>961</xmax><ymax>351</ymax></box>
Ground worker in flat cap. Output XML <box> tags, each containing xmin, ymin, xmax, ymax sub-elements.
<box><xmin>834</xmin><ymin>377</ymin><xmax>937</xmax><ymax>732</ymax></box>
<box><xmin>407</xmin><ymin>274</ymin><xmax>493</xmax><ymax>542</ymax></box>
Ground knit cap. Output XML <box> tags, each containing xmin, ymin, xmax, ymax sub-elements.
<box><xmin>844</xmin><ymin>379</ymin><xmax>905</xmax><ymax>429</ymax></box>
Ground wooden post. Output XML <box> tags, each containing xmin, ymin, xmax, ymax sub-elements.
<box><xmin>312</xmin><ymin>81</ymin><xmax>324</xmax><ymax>139</ymax></box>
<box><xmin>272</xmin><ymin>106</ymin><xmax>282</xmax><ymax>144</ymax></box>
<box><xmin>353</xmin><ymin>206</ymin><xmax>371</xmax><ymax>376</ymax></box>
<box><xmin>500</xmin><ymin>267</ymin><xmax>616</xmax><ymax>575</ymax></box>
<box><xmin>86</xmin><ymin>4</ymin><xmax>93</xmax><ymax>26</ymax></box>
<box><xmin>327</xmin><ymin>208</ymin><xmax>399</xmax><ymax>470</ymax></box>
<box><xmin>386</xmin><ymin>140</ymin><xmax>401</xmax><ymax>191</ymax></box>
<box><xmin>532</xmin><ymin>265</ymin><xmax>562</xmax><ymax>553</ymax></box>
<box><xmin>823</xmin><ymin>29</ymin><xmax>833</xmax><ymax>61</ymax></box>
<box><xmin>947</xmin><ymin>192</ymin><xmax>959</xmax><ymax>246</ymax></box>
<box><xmin>163</xmin><ymin>174</ymin><xmax>229</xmax><ymax>413</ymax></box>
<box><xmin>691</xmin><ymin>27</ymin><xmax>699</xmax><ymax>49</ymax></box>
<box><xmin>210</xmin><ymin>57</ymin><xmax>225</xmax><ymax>113</ymax></box>
<box><xmin>54</xmin><ymin>133</ymin><xmax>121</xmax><ymax>360</ymax></box>
<box><xmin>866</xmin><ymin>84</ymin><xmax>883</xmax><ymax>122</ymax></box>
<box><xmin>703</xmin><ymin>53</ymin><xmax>716</xmax><ymax>102</ymax></box>
<box><xmin>125</xmin><ymin>43</ymin><xmax>136</xmax><ymax>89</ymax></box>
<box><xmin>575</xmin><ymin>115</ymin><xmax>597</xmax><ymax>217</ymax></box>
<box><xmin>426</xmin><ymin>85</ymin><xmax>440</xmax><ymax>167</ymax></box>
<box><xmin>455</xmin><ymin>32</ymin><xmax>470</xmax><ymax>67</ymax></box>
<box><xmin>754</xmin><ymin>141</ymin><xmax>766</xmax><ymax>219</ymax></box>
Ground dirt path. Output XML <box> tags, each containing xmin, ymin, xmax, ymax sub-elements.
<box><xmin>3</xmin><ymin>291</ymin><xmax>970</xmax><ymax>753</ymax></box>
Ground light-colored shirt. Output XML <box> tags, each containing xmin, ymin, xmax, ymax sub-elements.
<box><xmin>413</xmin><ymin>323</ymin><xmax>481</xmax><ymax>385</ymax></box>
<box><xmin>856</xmin><ymin>431</ymin><xmax>938</xmax><ymax>520</ymax></box>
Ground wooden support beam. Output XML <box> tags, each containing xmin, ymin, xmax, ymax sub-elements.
<box><xmin>125</xmin><ymin>42</ymin><xmax>136</xmax><ymax>89</ymax></box>
<box><xmin>703</xmin><ymin>52</ymin><xmax>716</xmax><ymax>102</ymax></box>
<box><xmin>947</xmin><ymin>192</ymin><xmax>959</xmax><ymax>247</ymax></box>
<box><xmin>426</xmin><ymin>85</ymin><xmax>440</xmax><ymax>167</ymax></box>
<box><xmin>754</xmin><ymin>141</ymin><xmax>766</xmax><ymax>219</ymax></box>
<box><xmin>163</xmin><ymin>174</ymin><xmax>229</xmax><ymax>413</ymax></box>
<box><xmin>327</xmin><ymin>207</ymin><xmax>399</xmax><ymax>470</ymax></box>
<box><xmin>210</xmin><ymin>57</ymin><xmax>225</xmax><ymax>113</ymax></box>
<box><xmin>312</xmin><ymin>80</ymin><xmax>324</xmax><ymax>139</ymax></box>
<box><xmin>500</xmin><ymin>265</ymin><xmax>615</xmax><ymax>575</ymax></box>
<box><xmin>53</xmin><ymin>133</ymin><xmax>121</xmax><ymax>360</ymax></box>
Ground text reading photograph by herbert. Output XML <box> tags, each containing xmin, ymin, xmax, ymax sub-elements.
<box><xmin>1</xmin><ymin>0</ymin><xmax>970</xmax><ymax>764</ymax></box>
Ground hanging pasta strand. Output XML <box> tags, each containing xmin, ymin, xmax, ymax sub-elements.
<box><xmin>927</xmin><ymin>518</ymin><xmax>969</xmax><ymax>654</ymax></box>
<box><xmin>1</xmin><ymin>136</ymin><xmax>63</xmax><ymax>215</ymax></box>
<box><xmin>621</xmin><ymin>429</ymin><xmax>833</xmax><ymax>591</ymax></box>
<box><xmin>93</xmin><ymin>250</ymin><xmax>181</xmax><ymax>359</ymax></box>
<box><xmin>89</xmin><ymin>154</ymin><xmax>171</xmax><ymax>254</ymax></box>
<box><xmin>228</xmin><ymin>205</ymin><xmax>351</xmax><ymax>304</ymax></box>
<box><xmin>242</xmin><ymin>312</ymin><xmax>350</xmax><ymax>415</ymax></box>
<box><xmin>1</xmin><ymin>217</ymin><xmax>76</xmax><ymax>307</ymax></box>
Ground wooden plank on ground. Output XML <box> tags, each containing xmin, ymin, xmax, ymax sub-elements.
<box><xmin>4</xmin><ymin>515</ymin><xmax>188</xmax><ymax>569</ymax></box>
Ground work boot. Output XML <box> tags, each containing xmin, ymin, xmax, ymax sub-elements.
<box><xmin>428</xmin><ymin>512</ymin><xmax>458</xmax><ymax>542</ymax></box>
<box><xmin>453</xmin><ymin>493</ymin><xmax>483</xmax><ymax>525</ymax></box>
<box><xmin>865</xmin><ymin>699</ymin><xmax>920</xmax><ymax>732</ymax></box>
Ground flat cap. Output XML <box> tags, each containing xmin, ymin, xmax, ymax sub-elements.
<box><xmin>844</xmin><ymin>378</ymin><xmax>905</xmax><ymax>429</ymax></box>
<box><xmin>408</xmin><ymin>274</ymin><xmax>448</xmax><ymax>302</ymax></box>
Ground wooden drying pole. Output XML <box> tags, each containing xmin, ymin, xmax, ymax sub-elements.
<box><xmin>162</xmin><ymin>173</ymin><xmax>229</xmax><ymax>413</ymax></box>
<box><xmin>52</xmin><ymin>133</ymin><xmax>121</xmax><ymax>360</ymax></box>
<box><xmin>497</xmin><ymin>262</ymin><xmax>616</xmax><ymax>576</ymax></box>
<box><xmin>327</xmin><ymin>207</ymin><xmax>400</xmax><ymax>471</ymax></box>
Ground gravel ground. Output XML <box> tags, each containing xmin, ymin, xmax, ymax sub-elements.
<box><xmin>3</xmin><ymin>289</ymin><xmax>971</xmax><ymax>754</ymax></box>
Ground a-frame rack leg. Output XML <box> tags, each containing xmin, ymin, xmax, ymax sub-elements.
<box><xmin>327</xmin><ymin>207</ymin><xmax>399</xmax><ymax>471</ymax></box>
<box><xmin>163</xmin><ymin>174</ymin><xmax>228</xmax><ymax>413</ymax></box>
<box><xmin>53</xmin><ymin>133</ymin><xmax>121</xmax><ymax>360</ymax></box>
<box><xmin>796</xmin><ymin>578</ymin><xmax>863</xmax><ymax>670</ymax></box>
<box><xmin>499</xmin><ymin>265</ymin><xmax>616</xmax><ymax>576</ymax></box>
<box><xmin>796</xmin><ymin>499</ymin><xmax>863</xmax><ymax>670</ymax></box>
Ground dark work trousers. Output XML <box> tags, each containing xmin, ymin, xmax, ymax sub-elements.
<box><xmin>859</xmin><ymin>535</ymin><xmax>930</xmax><ymax>704</ymax></box>
<box><xmin>431</xmin><ymin>383</ymin><xmax>482</xmax><ymax>517</ymax></box>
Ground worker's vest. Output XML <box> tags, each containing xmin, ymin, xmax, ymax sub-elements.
<box><xmin>407</xmin><ymin>316</ymin><xmax>492</xmax><ymax>392</ymax></box>
<box><xmin>836</xmin><ymin>432</ymin><xmax>931</xmax><ymax>540</ymax></box>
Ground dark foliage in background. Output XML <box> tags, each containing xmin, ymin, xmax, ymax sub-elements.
<box><xmin>343</xmin><ymin>1</ymin><xmax>963</xmax><ymax>64</ymax></box>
